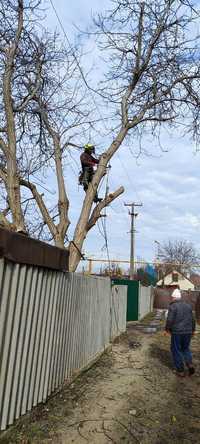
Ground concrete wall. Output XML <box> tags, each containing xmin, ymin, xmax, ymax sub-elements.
<box><xmin>0</xmin><ymin>259</ymin><xmax>127</xmax><ymax>430</ymax></box>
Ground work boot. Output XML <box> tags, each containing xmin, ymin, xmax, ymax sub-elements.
<box><xmin>173</xmin><ymin>368</ymin><xmax>185</xmax><ymax>377</ymax></box>
<box><xmin>186</xmin><ymin>363</ymin><xmax>195</xmax><ymax>376</ymax></box>
<box><xmin>176</xmin><ymin>371</ymin><xmax>185</xmax><ymax>377</ymax></box>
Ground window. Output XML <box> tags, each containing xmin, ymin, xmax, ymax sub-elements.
<box><xmin>172</xmin><ymin>272</ymin><xmax>178</xmax><ymax>282</ymax></box>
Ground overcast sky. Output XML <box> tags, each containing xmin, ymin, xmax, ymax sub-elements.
<box><xmin>43</xmin><ymin>0</ymin><xmax>200</xmax><ymax>272</ymax></box>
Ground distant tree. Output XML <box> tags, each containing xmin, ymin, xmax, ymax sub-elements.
<box><xmin>157</xmin><ymin>240</ymin><xmax>200</xmax><ymax>274</ymax></box>
<box><xmin>135</xmin><ymin>263</ymin><xmax>157</xmax><ymax>286</ymax></box>
<box><xmin>101</xmin><ymin>263</ymin><xmax>124</xmax><ymax>278</ymax></box>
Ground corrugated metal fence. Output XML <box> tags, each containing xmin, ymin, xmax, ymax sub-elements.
<box><xmin>110</xmin><ymin>285</ymin><xmax>127</xmax><ymax>339</ymax></box>
<box><xmin>112</xmin><ymin>279</ymin><xmax>153</xmax><ymax>322</ymax></box>
<box><xmin>139</xmin><ymin>284</ymin><xmax>154</xmax><ymax>320</ymax></box>
<box><xmin>0</xmin><ymin>259</ymin><xmax>127</xmax><ymax>430</ymax></box>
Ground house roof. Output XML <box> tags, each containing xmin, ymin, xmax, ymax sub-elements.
<box><xmin>157</xmin><ymin>269</ymin><xmax>194</xmax><ymax>287</ymax></box>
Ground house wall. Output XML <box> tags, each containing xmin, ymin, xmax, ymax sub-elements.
<box><xmin>157</xmin><ymin>271</ymin><xmax>194</xmax><ymax>291</ymax></box>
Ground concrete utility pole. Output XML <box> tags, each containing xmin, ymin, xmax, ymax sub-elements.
<box><xmin>124</xmin><ymin>202</ymin><xmax>143</xmax><ymax>280</ymax></box>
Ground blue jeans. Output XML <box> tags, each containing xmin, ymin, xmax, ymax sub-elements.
<box><xmin>171</xmin><ymin>334</ymin><xmax>193</xmax><ymax>371</ymax></box>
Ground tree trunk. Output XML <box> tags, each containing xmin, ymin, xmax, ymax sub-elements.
<box><xmin>3</xmin><ymin>0</ymin><xmax>25</xmax><ymax>231</ymax></box>
<box><xmin>69</xmin><ymin>127</ymin><xmax>128</xmax><ymax>271</ymax></box>
<box><xmin>3</xmin><ymin>59</ymin><xmax>25</xmax><ymax>231</ymax></box>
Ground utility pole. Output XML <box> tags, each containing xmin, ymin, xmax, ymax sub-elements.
<box><xmin>124</xmin><ymin>202</ymin><xmax>143</xmax><ymax>280</ymax></box>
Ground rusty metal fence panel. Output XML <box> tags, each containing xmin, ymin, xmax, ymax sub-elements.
<box><xmin>0</xmin><ymin>260</ymin><xmax>126</xmax><ymax>430</ymax></box>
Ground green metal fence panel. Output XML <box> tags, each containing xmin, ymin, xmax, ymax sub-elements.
<box><xmin>127</xmin><ymin>281</ymin><xmax>139</xmax><ymax>321</ymax></box>
<box><xmin>112</xmin><ymin>279</ymin><xmax>139</xmax><ymax>321</ymax></box>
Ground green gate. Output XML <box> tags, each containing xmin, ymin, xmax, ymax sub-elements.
<box><xmin>112</xmin><ymin>279</ymin><xmax>139</xmax><ymax>321</ymax></box>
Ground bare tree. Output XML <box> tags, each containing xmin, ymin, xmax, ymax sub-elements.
<box><xmin>64</xmin><ymin>0</ymin><xmax>200</xmax><ymax>271</ymax></box>
<box><xmin>66</xmin><ymin>0</ymin><xmax>200</xmax><ymax>270</ymax></box>
<box><xmin>1</xmin><ymin>0</ymin><xmax>200</xmax><ymax>272</ymax></box>
<box><xmin>0</xmin><ymin>0</ymin><xmax>124</xmax><ymax>271</ymax></box>
<box><xmin>0</xmin><ymin>0</ymin><xmax>54</xmax><ymax>231</ymax></box>
<box><xmin>157</xmin><ymin>239</ymin><xmax>200</xmax><ymax>273</ymax></box>
<box><xmin>101</xmin><ymin>263</ymin><xmax>124</xmax><ymax>277</ymax></box>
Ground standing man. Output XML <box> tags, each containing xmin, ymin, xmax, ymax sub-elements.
<box><xmin>165</xmin><ymin>286</ymin><xmax>195</xmax><ymax>377</ymax></box>
<box><xmin>79</xmin><ymin>144</ymin><xmax>102</xmax><ymax>203</ymax></box>
<box><xmin>195</xmin><ymin>293</ymin><xmax>200</xmax><ymax>326</ymax></box>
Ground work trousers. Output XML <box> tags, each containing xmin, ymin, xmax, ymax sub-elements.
<box><xmin>82</xmin><ymin>167</ymin><xmax>99</xmax><ymax>202</ymax></box>
<box><xmin>171</xmin><ymin>333</ymin><xmax>193</xmax><ymax>372</ymax></box>
<box><xmin>82</xmin><ymin>167</ymin><xmax>94</xmax><ymax>190</ymax></box>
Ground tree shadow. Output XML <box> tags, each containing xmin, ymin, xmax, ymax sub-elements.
<box><xmin>149</xmin><ymin>343</ymin><xmax>172</xmax><ymax>370</ymax></box>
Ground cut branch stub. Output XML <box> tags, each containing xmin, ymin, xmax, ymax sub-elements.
<box><xmin>87</xmin><ymin>185</ymin><xmax>124</xmax><ymax>231</ymax></box>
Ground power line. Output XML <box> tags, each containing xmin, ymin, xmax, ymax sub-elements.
<box><xmin>49</xmin><ymin>0</ymin><xmax>113</xmax><ymax>198</ymax></box>
<box><xmin>49</xmin><ymin>0</ymin><xmax>110</xmax><ymax>128</ymax></box>
<box><xmin>96</xmin><ymin>166</ymin><xmax>111</xmax><ymax>269</ymax></box>
<box><xmin>49</xmin><ymin>0</ymin><xmax>138</xmax><ymax>191</ymax></box>
<box><xmin>48</xmin><ymin>0</ymin><xmax>141</xmax><ymax>267</ymax></box>
<box><xmin>102</xmin><ymin>163</ymin><xmax>111</xmax><ymax>269</ymax></box>
<box><xmin>49</xmin><ymin>0</ymin><xmax>93</xmax><ymax>92</ymax></box>
<box><xmin>100</xmin><ymin>216</ymin><xmax>111</xmax><ymax>270</ymax></box>
<box><xmin>84</xmin><ymin>258</ymin><xmax>200</xmax><ymax>268</ymax></box>
<box><xmin>116</xmin><ymin>152</ymin><xmax>142</xmax><ymax>203</ymax></box>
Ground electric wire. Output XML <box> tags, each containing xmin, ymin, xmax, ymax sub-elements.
<box><xmin>49</xmin><ymin>0</ymin><xmax>110</xmax><ymax>238</ymax></box>
<box><xmin>116</xmin><ymin>152</ymin><xmax>142</xmax><ymax>204</ymax></box>
<box><xmin>49</xmin><ymin>0</ymin><xmax>92</xmax><ymax>91</ymax></box>
<box><xmin>101</xmin><ymin>163</ymin><xmax>111</xmax><ymax>270</ymax></box>
<box><xmin>65</xmin><ymin>233</ymin><xmax>85</xmax><ymax>260</ymax></box>
<box><xmin>49</xmin><ymin>0</ymin><xmax>109</xmax><ymax>126</ymax></box>
<box><xmin>48</xmin><ymin>0</ymin><xmax>140</xmax><ymax>268</ymax></box>
<box><xmin>49</xmin><ymin>0</ymin><xmax>109</xmax><ymax>195</ymax></box>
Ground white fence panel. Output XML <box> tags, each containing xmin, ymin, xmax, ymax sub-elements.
<box><xmin>138</xmin><ymin>284</ymin><xmax>153</xmax><ymax>320</ymax></box>
<box><xmin>111</xmin><ymin>285</ymin><xmax>127</xmax><ymax>339</ymax></box>
<box><xmin>0</xmin><ymin>259</ymin><xmax>127</xmax><ymax>431</ymax></box>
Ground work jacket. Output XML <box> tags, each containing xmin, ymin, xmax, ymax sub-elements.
<box><xmin>80</xmin><ymin>152</ymin><xmax>99</xmax><ymax>170</ymax></box>
<box><xmin>166</xmin><ymin>300</ymin><xmax>195</xmax><ymax>334</ymax></box>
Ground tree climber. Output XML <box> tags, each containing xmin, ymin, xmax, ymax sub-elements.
<box><xmin>79</xmin><ymin>144</ymin><xmax>102</xmax><ymax>203</ymax></box>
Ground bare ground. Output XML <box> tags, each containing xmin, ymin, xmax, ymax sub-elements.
<box><xmin>1</xmin><ymin>312</ymin><xmax>200</xmax><ymax>444</ymax></box>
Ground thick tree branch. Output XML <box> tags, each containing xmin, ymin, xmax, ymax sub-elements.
<box><xmin>35</xmin><ymin>104</ymin><xmax>70</xmax><ymax>244</ymax></box>
<box><xmin>87</xmin><ymin>186</ymin><xmax>124</xmax><ymax>231</ymax></box>
<box><xmin>135</xmin><ymin>2</ymin><xmax>145</xmax><ymax>74</ymax></box>
<box><xmin>20</xmin><ymin>178</ymin><xmax>58</xmax><ymax>238</ymax></box>
<box><xmin>0</xmin><ymin>168</ymin><xmax>7</xmax><ymax>182</ymax></box>
<box><xmin>0</xmin><ymin>211</ymin><xmax>13</xmax><ymax>229</ymax></box>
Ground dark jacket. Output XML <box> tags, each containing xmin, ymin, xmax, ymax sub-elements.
<box><xmin>80</xmin><ymin>152</ymin><xmax>99</xmax><ymax>169</ymax></box>
<box><xmin>195</xmin><ymin>294</ymin><xmax>200</xmax><ymax>322</ymax></box>
<box><xmin>166</xmin><ymin>300</ymin><xmax>195</xmax><ymax>334</ymax></box>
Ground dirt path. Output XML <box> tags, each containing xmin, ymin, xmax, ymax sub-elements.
<box><xmin>1</xmin><ymin>312</ymin><xmax>200</xmax><ymax>444</ymax></box>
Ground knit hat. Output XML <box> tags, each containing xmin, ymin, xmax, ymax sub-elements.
<box><xmin>171</xmin><ymin>288</ymin><xmax>181</xmax><ymax>300</ymax></box>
